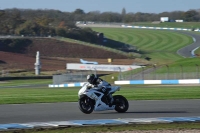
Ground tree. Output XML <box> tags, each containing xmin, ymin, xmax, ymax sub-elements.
<box><xmin>0</xmin><ymin>10</ymin><xmax>5</xmax><ymax>17</ymax></box>
<box><xmin>58</xmin><ymin>21</ymin><xmax>66</xmax><ymax>28</ymax></box>
<box><xmin>121</xmin><ymin>8</ymin><xmax>126</xmax><ymax>23</ymax></box>
<box><xmin>35</xmin><ymin>16</ymin><xmax>53</xmax><ymax>26</ymax></box>
<box><xmin>56</xmin><ymin>28</ymin><xmax>66</xmax><ymax>36</ymax></box>
<box><xmin>85</xmin><ymin>11</ymin><xmax>101</xmax><ymax>21</ymax></box>
<box><xmin>182</xmin><ymin>10</ymin><xmax>199</xmax><ymax>22</ymax></box>
<box><xmin>73</xmin><ymin>9</ymin><xmax>85</xmax><ymax>14</ymax></box>
<box><xmin>100</xmin><ymin>12</ymin><xmax>121</xmax><ymax>22</ymax></box>
<box><xmin>73</xmin><ymin>9</ymin><xmax>86</xmax><ymax>21</ymax></box>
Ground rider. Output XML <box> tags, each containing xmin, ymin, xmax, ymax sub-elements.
<box><xmin>87</xmin><ymin>74</ymin><xmax>113</xmax><ymax>106</ymax></box>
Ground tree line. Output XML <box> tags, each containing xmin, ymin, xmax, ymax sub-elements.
<box><xmin>0</xmin><ymin>8</ymin><xmax>200</xmax><ymax>43</ymax></box>
<box><xmin>0</xmin><ymin>8</ymin><xmax>98</xmax><ymax>43</ymax></box>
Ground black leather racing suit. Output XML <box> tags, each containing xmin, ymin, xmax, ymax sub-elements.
<box><xmin>90</xmin><ymin>78</ymin><xmax>113</xmax><ymax>105</ymax></box>
<box><xmin>92</xmin><ymin>77</ymin><xmax>111</xmax><ymax>94</ymax></box>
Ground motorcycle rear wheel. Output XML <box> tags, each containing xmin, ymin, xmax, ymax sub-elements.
<box><xmin>78</xmin><ymin>96</ymin><xmax>94</xmax><ymax>114</ymax></box>
<box><xmin>113</xmin><ymin>95</ymin><xmax>129</xmax><ymax>113</ymax></box>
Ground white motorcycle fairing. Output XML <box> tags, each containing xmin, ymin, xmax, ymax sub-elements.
<box><xmin>86</xmin><ymin>89</ymin><xmax>114</xmax><ymax>111</ymax></box>
<box><xmin>78</xmin><ymin>83</ymin><xmax>120</xmax><ymax>111</ymax></box>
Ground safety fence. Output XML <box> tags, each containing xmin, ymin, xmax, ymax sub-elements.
<box><xmin>122</xmin><ymin>25</ymin><xmax>192</xmax><ymax>31</ymax></box>
<box><xmin>50</xmin><ymin>65</ymin><xmax>200</xmax><ymax>85</ymax></box>
<box><xmin>78</xmin><ymin>22</ymin><xmax>200</xmax><ymax>32</ymax></box>
<box><xmin>119</xmin><ymin>65</ymin><xmax>200</xmax><ymax>80</ymax></box>
<box><xmin>49</xmin><ymin>79</ymin><xmax>200</xmax><ymax>87</ymax></box>
<box><xmin>52</xmin><ymin>70</ymin><xmax>110</xmax><ymax>84</ymax></box>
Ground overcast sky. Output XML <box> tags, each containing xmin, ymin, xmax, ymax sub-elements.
<box><xmin>1</xmin><ymin>0</ymin><xmax>200</xmax><ymax>13</ymax></box>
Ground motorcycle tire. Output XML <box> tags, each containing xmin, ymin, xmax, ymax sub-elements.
<box><xmin>78</xmin><ymin>96</ymin><xmax>95</xmax><ymax>114</ymax></box>
<box><xmin>113</xmin><ymin>95</ymin><xmax>129</xmax><ymax>113</ymax></box>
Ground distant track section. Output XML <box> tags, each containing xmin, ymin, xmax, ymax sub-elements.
<box><xmin>79</xmin><ymin>24</ymin><xmax>200</xmax><ymax>58</ymax></box>
<box><xmin>176</xmin><ymin>31</ymin><xmax>200</xmax><ymax>57</ymax></box>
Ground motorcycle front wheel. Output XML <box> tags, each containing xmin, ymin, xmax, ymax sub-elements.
<box><xmin>78</xmin><ymin>96</ymin><xmax>94</xmax><ymax>114</ymax></box>
<box><xmin>113</xmin><ymin>95</ymin><xmax>129</xmax><ymax>113</ymax></box>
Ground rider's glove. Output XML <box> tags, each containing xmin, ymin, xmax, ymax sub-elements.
<box><xmin>87</xmin><ymin>84</ymin><xmax>94</xmax><ymax>89</ymax></box>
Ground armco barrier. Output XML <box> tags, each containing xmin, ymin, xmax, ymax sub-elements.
<box><xmin>122</xmin><ymin>25</ymin><xmax>192</xmax><ymax>31</ymax></box>
<box><xmin>49</xmin><ymin>82</ymin><xmax>86</xmax><ymax>87</ymax></box>
<box><xmin>114</xmin><ymin>79</ymin><xmax>200</xmax><ymax>85</ymax></box>
<box><xmin>48</xmin><ymin>79</ymin><xmax>200</xmax><ymax>87</ymax></box>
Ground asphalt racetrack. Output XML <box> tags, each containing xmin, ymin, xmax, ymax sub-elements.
<box><xmin>177</xmin><ymin>31</ymin><xmax>200</xmax><ymax>57</ymax></box>
<box><xmin>0</xmin><ymin>100</ymin><xmax>200</xmax><ymax>124</ymax></box>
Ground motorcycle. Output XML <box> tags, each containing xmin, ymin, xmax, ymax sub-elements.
<box><xmin>78</xmin><ymin>82</ymin><xmax>129</xmax><ymax>114</ymax></box>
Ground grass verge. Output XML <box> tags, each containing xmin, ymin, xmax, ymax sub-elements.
<box><xmin>0</xmin><ymin>85</ymin><xmax>199</xmax><ymax>104</ymax></box>
<box><xmin>0</xmin><ymin>79</ymin><xmax>52</xmax><ymax>87</ymax></box>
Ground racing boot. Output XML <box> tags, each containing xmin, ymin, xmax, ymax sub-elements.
<box><xmin>107</xmin><ymin>94</ymin><xmax>114</xmax><ymax>107</ymax></box>
<box><xmin>102</xmin><ymin>87</ymin><xmax>113</xmax><ymax>106</ymax></box>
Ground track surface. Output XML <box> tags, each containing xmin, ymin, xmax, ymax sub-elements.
<box><xmin>0</xmin><ymin>100</ymin><xmax>200</xmax><ymax>124</ymax></box>
<box><xmin>177</xmin><ymin>31</ymin><xmax>200</xmax><ymax>57</ymax></box>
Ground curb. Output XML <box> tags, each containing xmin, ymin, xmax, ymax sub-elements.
<box><xmin>0</xmin><ymin>116</ymin><xmax>200</xmax><ymax>131</ymax></box>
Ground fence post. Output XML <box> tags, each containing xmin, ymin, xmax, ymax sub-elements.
<box><xmin>196</xmin><ymin>64</ymin><xmax>199</xmax><ymax>78</ymax></box>
<box><xmin>131</xmin><ymin>69</ymin><xmax>133</xmax><ymax>79</ymax></box>
<box><xmin>118</xmin><ymin>67</ymin><xmax>121</xmax><ymax>80</ymax></box>
<box><xmin>81</xmin><ymin>70</ymin><xmax>83</xmax><ymax>82</ymax></box>
<box><xmin>142</xmin><ymin>67</ymin><xmax>144</xmax><ymax>80</ymax></box>
<box><xmin>166</xmin><ymin>65</ymin><xmax>169</xmax><ymax>79</ymax></box>
<box><xmin>180</xmin><ymin>65</ymin><xmax>183</xmax><ymax>79</ymax></box>
<box><xmin>153</xmin><ymin>64</ymin><xmax>157</xmax><ymax>80</ymax></box>
<box><xmin>94</xmin><ymin>68</ymin><xmax>97</xmax><ymax>76</ymax></box>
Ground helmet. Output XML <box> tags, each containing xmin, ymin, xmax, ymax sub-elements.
<box><xmin>87</xmin><ymin>74</ymin><xmax>96</xmax><ymax>84</ymax></box>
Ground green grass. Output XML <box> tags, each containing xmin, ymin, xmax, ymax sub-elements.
<box><xmin>0</xmin><ymin>79</ymin><xmax>52</xmax><ymax>87</ymax></box>
<box><xmin>91</xmin><ymin>27</ymin><xmax>193</xmax><ymax>65</ymax></box>
<box><xmin>195</xmin><ymin>47</ymin><xmax>200</xmax><ymax>55</ymax></box>
<box><xmin>172</xmin><ymin>56</ymin><xmax>200</xmax><ymax>66</ymax></box>
<box><xmin>112</xmin><ymin>57</ymin><xmax>200</xmax><ymax>81</ymax></box>
<box><xmin>154</xmin><ymin>57</ymin><xmax>200</xmax><ymax>73</ymax></box>
<box><xmin>0</xmin><ymin>87</ymin><xmax>77</xmax><ymax>104</ymax></box>
<box><xmin>0</xmin><ymin>85</ymin><xmax>199</xmax><ymax>104</ymax></box>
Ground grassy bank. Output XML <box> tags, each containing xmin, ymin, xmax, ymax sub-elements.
<box><xmin>91</xmin><ymin>28</ymin><xmax>193</xmax><ymax>64</ymax></box>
